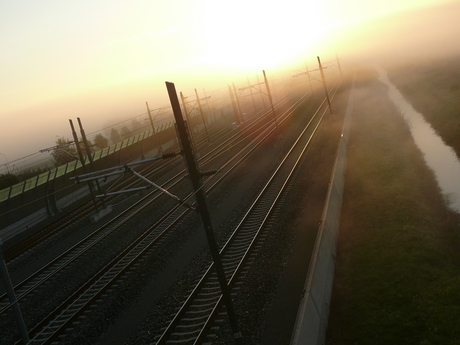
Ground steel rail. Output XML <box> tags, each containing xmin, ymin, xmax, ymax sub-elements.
<box><xmin>2</xmin><ymin>98</ymin><xmax>245</xmax><ymax>263</ymax></box>
<box><xmin>1</xmin><ymin>91</ymin><xmax>297</xmax><ymax>310</ymax></box>
<box><xmin>156</xmin><ymin>81</ymin><xmax>341</xmax><ymax>344</ymax></box>
<box><xmin>19</xmin><ymin>92</ymin><xmax>312</xmax><ymax>344</ymax></box>
<box><xmin>2</xmin><ymin>88</ymin><xmax>310</xmax><ymax>342</ymax></box>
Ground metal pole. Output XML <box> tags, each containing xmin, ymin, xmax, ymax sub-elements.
<box><xmin>336</xmin><ymin>53</ymin><xmax>343</xmax><ymax>82</ymax></box>
<box><xmin>232</xmin><ymin>83</ymin><xmax>244</xmax><ymax>123</ymax></box>
<box><xmin>306</xmin><ymin>62</ymin><xmax>314</xmax><ymax>94</ymax></box>
<box><xmin>146</xmin><ymin>102</ymin><xmax>163</xmax><ymax>154</ymax></box>
<box><xmin>69</xmin><ymin>119</ymin><xmax>99</xmax><ymax>212</ymax></box>
<box><xmin>180</xmin><ymin>92</ymin><xmax>191</xmax><ymax>127</ymax></box>
<box><xmin>195</xmin><ymin>88</ymin><xmax>211</xmax><ymax>143</ymax></box>
<box><xmin>317</xmin><ymin>56</ymin><xmax>333</xmax><ymax>114</ymax></box>
<box><xmin>256</xmin><ymin>74</ymin><xmax>266</xmax><ymax>109</ymax></box>
<box><xmin>180</xmin><ymin>92</ymin><xmax>198</xmax><ymax>153</ymax></box>
<box><xmin>0</xmin><ymin>239</ymin><xmax>30</xmax><ymax>344</ymax></box>
<box><xmin>248</xmin><ymin>77</ymin><xmax>257</xmax><ymax>114</ymax></box>
<box><xmin>166</xmin><ymin>81</ymin><xmax>243</xmax><ymax>344</ymax></box>
<box><xmin>228</xmin><ymin>85</ymin><xmax>241</xmax><ymax>125</ymax></box>
<box><xmin>202</xmin><ymin>88</ymin><xmax>212</xmax><ymax>122</ymax></box>
<box><xmin>263</xmin><ymin>70</ymin><xmax>277</xmax><ymax>126</ymax></box>
<box><xmin>77</xmin><ymin>118</ymin><xmax>106</xmax><ymax>208</ymax></box>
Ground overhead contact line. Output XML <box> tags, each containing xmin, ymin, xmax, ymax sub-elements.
<box><xmin>2</xmin><ymin>88</ymin><xmax>315</xmax><ymax>344</ymax></box>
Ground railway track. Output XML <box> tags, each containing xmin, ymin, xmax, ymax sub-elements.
<box><xmin>2</xmin><ymin>111</ymin><xmax>236</xmax><ymax>263</ymax></box>
<box><xmin>2</xmin><ymin>88</ymin><xmax>318</xmax><ymax>344</ymax></box>
<box><xmin>4</xmin><ymin>89</ymin><xmax>299</xmax><ymax>268</ymax></box>
<box><xmin>3</xmin><ymin>87</ymin><xmax>292</xmax><ymax>265</ymax></box>
<box><xmin>155</xmin><ymin>83</ymin><xmax>340</xmax><ymax>344</ymax></box>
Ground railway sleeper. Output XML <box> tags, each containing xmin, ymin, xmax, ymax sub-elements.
<box><xmin>175</xmin><ymin>323</ymin><xmax>203</xmax><ymax>330</ymax></box>
<box><xmin>202</xmin><ymin>286</ymin><xmax>220</xmax><ymax>293</ymax></box>
<box><xmin>222</xmin><ymin>261</ymin><xmax>238</xmax><ymax>269</ymax></box>
<box><xmin>190</xmin><ymin>301</ymin><xmax>219</xmax><ymax>309</ymax></box>
<box><xmin>197</xmin><ymin>287</ymin><xmax>219</xmax><ymax>294</ymax></box>
<box><xmin>187</xmin><ymin>306</ymin><xmax>214</xmax><ymax>314</ymax></box>
<box><xmin>232</xmin><ymin>286</ymin><xmax>241</xmax><ymax>292</ymax></box>
<box><xmin>166</xmin><ymin>335</ymin><xmax>200</xmax><ymax>343</ymax></box>
<box><xmin>224</xmin><ymin>255</ymin><xmax>245</xmax><ymax>265</ymax></box>
<box><xmin>195</xmin><ymin>296</ymin><xmax>219</xmax><ymax>303</ymax></box>
<box><xmin>226</xmin><ymin>246</ymin><xmax>247</xmax><ymax>255</ymax></box>
<box><xmin>223</xmin><ymin>254</ymin><xmax>241</xmax><ymax>262</ymax></box>
<box><xmin>239</xmin><ymin>268</ymin><xmax>250</xmax><ymax>275</ymax></box>
<box><xmin>182</xmin><ymin>313</ymin><xmax>211</xmax><ymax>321</ymax></box>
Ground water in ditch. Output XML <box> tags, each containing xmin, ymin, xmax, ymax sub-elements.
<box><xmin>376</xmin><ymin>65</ymin><xmax>460</xmax><ymax>213</ymax></box>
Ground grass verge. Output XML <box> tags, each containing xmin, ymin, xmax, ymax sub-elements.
<box><xmin>326</xmin><ymin>68</ymin><xmax>460</xmax><ymax>345</ymax></box>
<box><xmin>385</xmin><ymin>55</ymin><xmax>460</xmax><ymax>158</ymax></box>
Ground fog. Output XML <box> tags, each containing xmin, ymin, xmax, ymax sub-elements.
<box><xmin>323</xmin><ymin>0</ymin><xmax>460</xmax><ymax>66</ymax></box>
<box><xmin>0</xmin><ymin>66</ymin><xmax>240</xmax><ymax>167</ymax></box>
<box><xmin>1</xmin><ymin>0</ymin><xmax>459</xmax><ymax>170</ymax></box>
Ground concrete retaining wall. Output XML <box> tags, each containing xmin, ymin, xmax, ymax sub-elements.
<box><xmin>290</xmin><ymin>76</ymin><xmax>355</xmax><ymax>345</ymax></box>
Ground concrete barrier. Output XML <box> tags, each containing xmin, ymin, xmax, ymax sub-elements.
<box><xmin>290</xmin><ymin>75</ymin><xmax>355</xmax><ymax>345</ymax></box>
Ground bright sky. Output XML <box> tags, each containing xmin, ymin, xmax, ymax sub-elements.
<box><xmin>0</xmin><ymin>0</ymin><xmax>454</xmax><ymax>163</ymax></box>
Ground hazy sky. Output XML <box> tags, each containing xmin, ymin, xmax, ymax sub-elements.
<box><xmin>0</xmin><ymin>0</ymin><xmax>455</xmax><ymax>164</ymax></box>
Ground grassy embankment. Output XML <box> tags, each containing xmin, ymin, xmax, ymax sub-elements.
<box><xmin>386</xmin><ymin>55</ymin><xmax>460</xmax><ymax>158</ymax></box>
<box><xmin>326</xmin><ymin>68</ymin><xmax>460</xmax><ymax>345</ymax></box>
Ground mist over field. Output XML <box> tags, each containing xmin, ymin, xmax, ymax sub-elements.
<box><xmin>1</xmin><ymin>0</ymin><xmax>459</xmax><ymax>167</ymax></box>
<box><xmin>322</xmin><ymin>0</ymin><xmax>460</xmax><ymax>65</ymax></box>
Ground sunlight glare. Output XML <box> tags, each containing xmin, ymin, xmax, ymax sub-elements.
<box><xmin>200</xmin><ymin>0</ymin><xmax>326</xmax><ymax>71</ymax></box>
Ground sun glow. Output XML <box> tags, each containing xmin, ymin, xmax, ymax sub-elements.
<box><xmin>2</xmin><ymin>0</ymin><xmax>457</xmax><ymax>162</ymax></box>
<box><xmin>199</xmin><ymin>0</ymin><xmax>326</xmax><ymax>71</ymax></box>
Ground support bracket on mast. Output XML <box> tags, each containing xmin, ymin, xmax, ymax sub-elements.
<box><xmin>70</xmin><ymin>151</ymin><xmax>193</xmax><ymax>209</ymax></box>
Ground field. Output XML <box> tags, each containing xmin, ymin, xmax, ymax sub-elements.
<box><xmin>386</xmin><ymin>55</ymin><xmax>460</xmax><ymax>158</ymax></box>
<box><xmin>326</xmin><ymin>63</ymin><xmax>460</xmax><ymax>344</ymax></box>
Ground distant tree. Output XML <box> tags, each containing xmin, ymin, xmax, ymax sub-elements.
<box><xmin>110</xmin><ymin>128</ymin><xmax>121</xmax><ymax>143</ymax></box>
<box><xmin>0</xmin><ymin>173</ymin><xmax>19</xmax><ymax>189</ymax></box>
<box><xmin>80</xmin><ymin>139</ymin><xmax>95</xmax><ymax>155</ymax></box>
<box><xmin>17</xmin><ymin>167</ymin><xmax>50</xmax><ymax>181</ymax></box>
<box><xmin>52</xmin><ymin>137</ymin><xmax>77</xmax><ymax>167</ymax></box>
<box><xmin>120</xmin><ymin>126</ymin><xmax>133</xmax><ymax>140</ymax></box>
<box><xmin>94</xmin><ymin>133</ymin><xmax>109</xmax><ymax>149</ymax></box>
<box><xmin>131</xmin><ymin>117</ymin><xmax>145</xmax><ymax>135</ymax></box>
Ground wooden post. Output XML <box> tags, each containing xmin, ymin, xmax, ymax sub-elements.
<box><xmin>166</xmin><ymin>81</ymin><xmax>243</xmax><ymax>344</ymax></box>
<box><xmin>317</xmin><ymin>56</ymin><xmax>333</xmax><ymax>114</ymax></box>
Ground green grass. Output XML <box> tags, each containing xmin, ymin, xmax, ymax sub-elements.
<box><xmin>326</xmin><ymin>68</ymin><xmax>460</xmax><ymax>345</ymax></box>
<box><xmin>385</xmin><ymin>55</ymin><xmax>460</xmax><ymax>158</ymax></box>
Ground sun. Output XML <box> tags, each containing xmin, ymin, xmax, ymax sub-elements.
<box><xmin>199</xmin><ymin>0</ymin><xmax>326</xmax><ymax>71</ymax></box>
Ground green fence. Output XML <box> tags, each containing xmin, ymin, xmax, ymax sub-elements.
<box><xmin>0</xmin><ymin>122</ymin><xmax>173</xmax><ymax>203</ymax></box>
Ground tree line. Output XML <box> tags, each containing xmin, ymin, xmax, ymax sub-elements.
<box><xmin>0</xmin><ymin>122</ymin><xmax>144</xmax><ymax>190</ymax></box>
